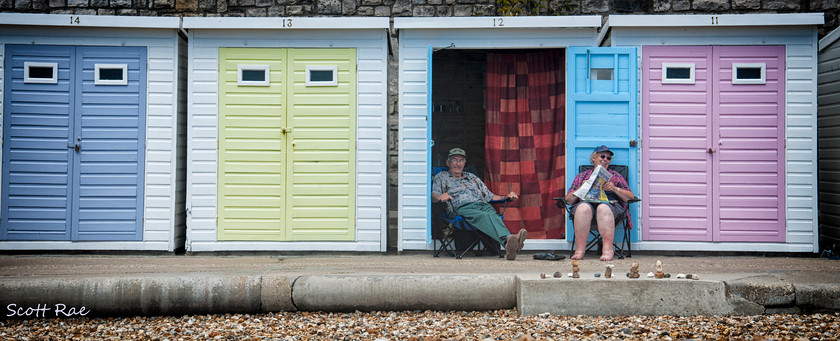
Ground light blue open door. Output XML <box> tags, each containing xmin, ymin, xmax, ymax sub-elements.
<box><xmin>2</xmin><ymin>45</ymin><xmax>145</xmax><ymax>241</ymax></box>
<box><xmin>566</xmin><ymin>47</ymin><xmax>638</xmax><ymax>241</ymax></box>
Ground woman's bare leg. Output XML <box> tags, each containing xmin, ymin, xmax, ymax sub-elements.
<box><xmin>571</xmin><ymin>203</ymin><xmax>593</xmax><ymax>260</ymax></box>
<box><xmin>595</xmin><ymin>204</ymin><xmax>615</xmax><ymax>261</ymax></box>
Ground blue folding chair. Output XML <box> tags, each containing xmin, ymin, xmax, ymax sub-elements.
<box><xmin>431</xmin><ymin>167</ymin><xmax>509</xmax><ymax>259</ymax></box>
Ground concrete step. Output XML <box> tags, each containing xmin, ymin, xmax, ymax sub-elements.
<box><xmin>2</xmin><ymin>273</ymin><xmax>838</xmax><ymax>318</ymax></box>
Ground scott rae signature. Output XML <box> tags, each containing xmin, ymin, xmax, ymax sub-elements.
<box><xmin>6</xmin><ymin>304</ymin><xmax>90</xmax><ymax>318</ymax></box>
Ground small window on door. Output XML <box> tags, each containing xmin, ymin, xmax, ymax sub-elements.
<box><xmin>238</xmin><ymin>65</ymin><xmax>270</xmax><ymax>86</ymax></box>
<box><xmin>95</xmin><ymin>64</ymin><xmax>128</xmax><ymax>85</ymax></box>
<box><xmin>661</xmin><ymin>63</ymin><xmax>695</xmax><ymax>84</ymax></box>
<box><xmin>590</xmin><ymin>68</ymin><xmax>613</xmax><ymax>81</ymax></box>
<box><xmin>732</xmin><ymin>63</ymin><xmax>766</xmax><ymax>85</ymax></box>
<box><xmin>305</xmin><ymin>66</ymin><xmax>338</xmax><ymax>86</ymax></box>
<box><xmin>24</xmin><ymin>62</ymin><xmax>58</xmax><ymax>84</ymax></box>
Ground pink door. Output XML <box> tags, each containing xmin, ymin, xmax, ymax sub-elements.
<box><xmin>642</xmin><ymin>45</ymin><xmax>785</xmax><ymax>243</ymax></box>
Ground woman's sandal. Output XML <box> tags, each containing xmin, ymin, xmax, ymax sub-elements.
<box><xmin>533</xmin><ymin>252</ymin><xmax>566</xmax><ymax>261</ymax></box>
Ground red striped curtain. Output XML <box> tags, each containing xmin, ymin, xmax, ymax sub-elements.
<box><xmin>485</xmin><ymin>50</ymin><xmax>566</xmax><ymax>239</ymax></box>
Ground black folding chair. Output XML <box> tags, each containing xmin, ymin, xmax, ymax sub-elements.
<box><xmin>553</xmin><ymin>165</ymin><xmax>640</xmax><ymax>259</ymax></box>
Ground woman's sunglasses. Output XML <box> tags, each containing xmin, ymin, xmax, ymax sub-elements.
<box><xmin>599</xmin><ymin>155</ymin><xmax>612</xmax><ymax>160</ymax></box>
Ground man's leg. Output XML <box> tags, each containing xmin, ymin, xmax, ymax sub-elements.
<box><xmin>454</xmin><ymin>202</ymin><xmax>527</xmax><ymax>260</ymax></box>
<box><xmin>595</xmin><ymin>204</ymin><xmax>615</xmax><ymax>261</ymax></box>
<box><xmin>571</xmin><ymin>203</ymin><xmax>593</xmax><ymax>260</ymax></box>
<box><xmin>454</xmin><ymin>202</ymin><xmax>510</xmax><ymax>246</ymax></box>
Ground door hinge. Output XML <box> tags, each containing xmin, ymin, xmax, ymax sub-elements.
<box><xmin>217</xmin><ymin>139</ymin><xmax>219</xmax><ymax>149</ymax></box>
<box><xmin>216</xmin><ymin>217</ymin><xmax>219</xmax><ymax>226</ymax></box>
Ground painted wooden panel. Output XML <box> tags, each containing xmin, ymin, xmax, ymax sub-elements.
<box><xmin>2</xmin><ymin>44</ymin><xmax>145</xmax><ymax>242</ymax></box>
<box><xmin>2</xmin><ymin>45</ymin><xmax>74</xmax><ymax>240</ymax></box>
<box><xmin>188</xmin><ymin>30</ymin><xmax>386</xmax><ymax>251</ymax></box>
<box><xmin>286</xmin><ymin>48</ymin><xmax>356</xmax><ymax>241</ymax></box>
<box><xmin>713</xmin><ymin>45</ymin><xmax>785</xmax><ymax>242</ymax></box>
<box><xmin>217</xmin><ymin>47</ymin><xmax>287</xmax><ymax>241</ymax></box>
<box><xmin>74</xmin><ymin>46</ymin><xmax>146</xmax><ymax>241</ymax></box>
<box><xmin>642</xmin><ymin>45</ymin><xmax>713</xmax><ymax>241</ymax></box>
<box><xmin>642</xmin><ymin>45</ymin><xmax>785</xmax><ymax>243</ymax></box>
<box><xmin>819</xmin><ymin>29</ymin><xmax>840</xmax><ymax>250</ymax></box>
<box><xmin>217</xmin><ymin>47</ymin><xmax>356</xmax><ymax>242</ymax></box>
<box><xmin>566</xmin><ymin>46</ymin><xmax>638</xmax><ymax>240</ymax></box>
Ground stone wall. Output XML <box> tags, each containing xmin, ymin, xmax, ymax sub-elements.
<box><xmin>4</xmin><ymin>1</ymin><xmax>837</xmax><ymax>34</ymax></box>
<box><xmin>2</xmin><ymin>0</ymin><xmax>834</xmax><ymax>250</ymax></box>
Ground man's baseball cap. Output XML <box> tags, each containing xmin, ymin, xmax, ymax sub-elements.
<box><xmin>593</xmin><ymin>145</ymin><xmax>614</xmax><ymax>156</ymax></box>
<box><xmin>448</xmin><ymin>148</ymin><xmax>466</xmax><ymax>158</ymax></box>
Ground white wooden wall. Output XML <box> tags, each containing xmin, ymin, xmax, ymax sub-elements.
<box><xmin>397</xmin><ymin>27</ymin><xmax>599</xmax><ymax>251</ymax></box>
<box><xmin>0</xmin><ymin>26</ymin><xmax>184</xmax><ymax>251</ymax></box>
<box><xmin>185</xmin><ymin>29</ymin><xmax>389</xmax><ymax>252</ymax></box>
<box><xmin>611</xmin><ymin>25</ymin><xmax>820</xmax><ymax>252</ymax></box>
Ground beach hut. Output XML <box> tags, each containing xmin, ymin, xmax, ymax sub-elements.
<box><xmin>394</xmin><ymin>16</ymin><xmax>622</xmax><ymax>252</ymax></box>
<box><xmin>818</xmin><ymin>26</ymin><xmax>840</xmax><ymax>253</ymax></box>
<box><xmin>182</xmin><ymin>17</ymin><xmax>389</xmax><ymax>252</ymax></box>
<box><xmin>0</xmin><ymin>13</ymin><xmax>186</xmax><ymax>251</ymax></box>
<box><xmin>601</xmin><ymin>13</ymin><xmax>824</xmax><ymax>252</ymax></box>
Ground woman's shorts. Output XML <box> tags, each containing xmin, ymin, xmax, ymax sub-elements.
<box><xmin>569</xmin><ymin>201</ymin><xmax>626</xmax><ymax>221</ymax></box>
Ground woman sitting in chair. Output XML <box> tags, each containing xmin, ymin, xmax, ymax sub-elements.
<box><xmin>564</xmin><ymin>145</ymin><xmax>636</xmax><ymax>261</ymax></box>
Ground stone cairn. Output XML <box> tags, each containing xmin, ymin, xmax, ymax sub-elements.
<box><xmin>654</xmin><ymin>260</ymin><xmax>665</xmax><ymax>279</ymax></box>
<box><xmin>627</xmin><ymin>260</ymin><xmax>640</xmax><ymax>278</ymax></box>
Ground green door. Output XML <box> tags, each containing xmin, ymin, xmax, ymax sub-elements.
<box><xmin>218</xmin><ymin>48</ymin><xmax>356</xmax><ymax>241</ymax></box>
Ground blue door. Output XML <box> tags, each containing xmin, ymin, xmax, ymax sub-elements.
<box><xmin>2</xmin><ymin>45</ymin><xmax>146</xmax><ymax>241</ymax></box>
<box><xmin>566</xmin><ymin>47</ymin><xmax>638</xmax><ymax>239</ymax></box>
<box><xmin>2</xmin><ymin>45</ymin><xmax>75</xmax><ymax>240</ymax></box>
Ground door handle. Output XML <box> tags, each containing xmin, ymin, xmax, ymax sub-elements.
<box><xmin>707</xmin><ymin>148</ymin><xmax>715</xmax><ymax>154</ymax></box>
<box><xmin>629</xmin><ymin>139</ymin><xmax>637</xmax><ymax>147</ymax></box>
<box><xmin>75</xmin><ymin>144</ymin><xmax>80</xmax><ymax>152</ymax></box>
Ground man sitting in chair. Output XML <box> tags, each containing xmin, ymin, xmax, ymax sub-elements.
<box><xmin>431</xmin><ymin>148</ymin><xmax>527</xmax><ymax>260</ymax></box>
<box><xmin>564</xmin><ymin>145</ymin><xmax>636</xmax><ymax>261</ymax></box>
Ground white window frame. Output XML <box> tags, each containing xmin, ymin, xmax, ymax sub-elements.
<box><xmin>731</xmin><ymin>63</ymin><xmax>766</xmax><ymax>85</ymax></box>
<box><xmin>94</xmin><ymin>64</ymin><xmax>128</xmax><ymax>85</ymax></box>
<box><xmin>24</xmin><ymin>62</ymin><xmax>58</xmax><ymax>84</ymax></box>
<box><xmin>237</xmin><ymin>64</ymin><xmax>270</xmax><ymax>86</ymax></box>
<box><xmin>661</xmin><ymin>63</ymin><xmax>696</xmax><ymax>84</ymax></box>
<box><xmin>305</xmin><ymin>65</ymin><xmax>338</xmax><ymax>86</ymax></box>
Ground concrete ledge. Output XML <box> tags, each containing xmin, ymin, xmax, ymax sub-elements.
<box><xmin>2</xmin><ymin>274</ymin><xmax>838</xmax><ymax>317</ymax></box>
<box><xmin>517</xmin><ymin>277</ymin><xmax>733</xmax><ymax>316</ymax></box>
<box><xmin>796</xmin><ymin>283</ymin><xmax>840</xmax><ymax>311</ymax></box>
<box><xmin>0</xmin><ymin>275</ymin><xmax>262</xmax><ymax>317</ymax></box>
<box><xmin>726</xmin><ymin>277</ymin><xmax>795</xmax><ymax>306</ymax></box>
<box><xmin>292</xmin><ymin>275</ymin><xmax>516</xmax><ymax>312</ymax></box>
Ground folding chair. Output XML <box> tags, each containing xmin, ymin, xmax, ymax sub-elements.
<box><xmin>431</xmin><ymin>167</ymin><xmax>510</xmax><ymax>259</ymax></box>
<box><xmin>554</xmin><ymin>165</ymin><xmax>640</xmax><ymax>259</ymax></box>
